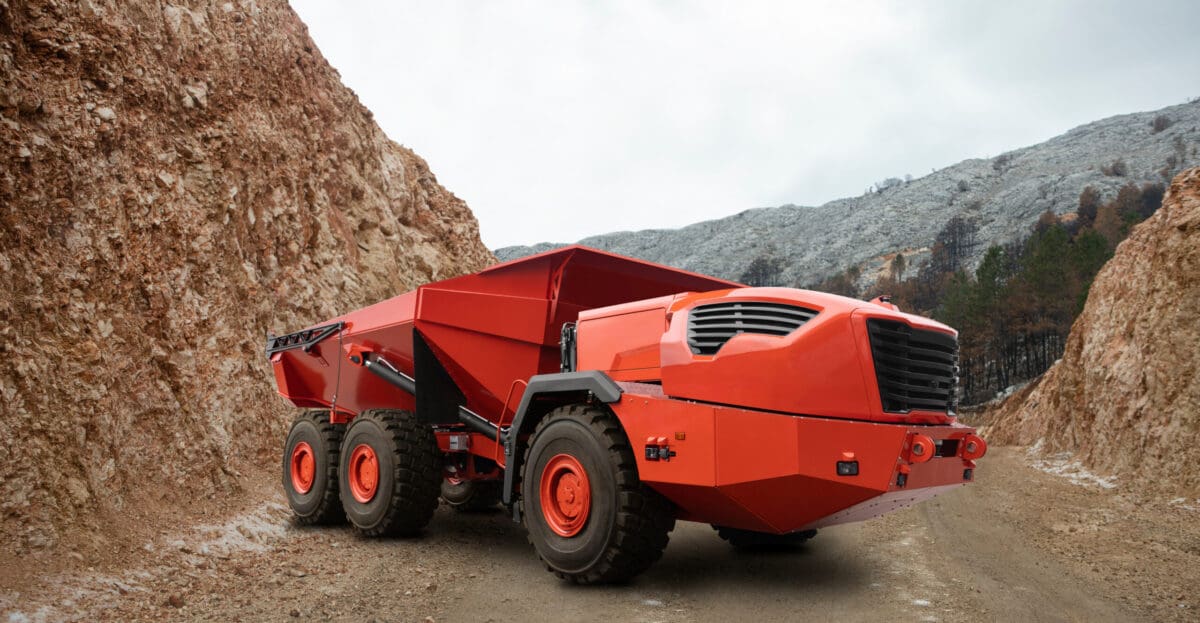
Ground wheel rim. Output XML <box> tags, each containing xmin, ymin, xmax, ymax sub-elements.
<box><xmin>539</xmin><ymin>454</ymin><xmax>591</xmax><ymax>537</ymax></box>
<box><xmin>289</xmin><ymin>442</ymin><xmax>315</xmax><ymax>494</ymax></box>
<box><xmin>348</xmin><ymin>443</ymin><xmax>380</xmax><ymax>503</ymax></box>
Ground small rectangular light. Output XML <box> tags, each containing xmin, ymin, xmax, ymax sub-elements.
<box><xmin>963</xmin><ymin>468</ymin><xmax>973</xmax><ymax>481</ymax></box>
<box><xmin>836</xmin><ymin>461</ymin><xmax>859</xmax><ymax>476</ymax></box>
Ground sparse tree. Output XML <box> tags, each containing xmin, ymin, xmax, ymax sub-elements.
<box><xmin>1093</xmin><ymin>202</ymin><xmax>1123</xmax><ymax>247</ymax></box>
<box><xmin>929</xmin><ymin>215</ymin><xmax>980</xmax><ymax>274</ymax></box>
<box><xmin>875</xmin><ymin>177</ymin><xmax>903</xmax><ymax>192</ymax></box>
<box><xmin>890</xmin><ymin>253</ymin><xmax>906</xmax><ymax>281</ymax></box>
<box><xmin>739</xmin><ymin>253</ymin><xmax>786</xmax><ymax>287</ymax></box>
<box><xmin>1138</xmin><ymin>182</ymin><xmax>1165</xmax><ymax>219</ymax></box>
<box><xmin>1076</xmin><ymin>186</ymin><xmax>1101</xmax><ymax>226</ymax></box>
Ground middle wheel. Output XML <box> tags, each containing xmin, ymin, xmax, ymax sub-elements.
<box><xmin>338</xmin><ymin>409</ymin><xmax>441</xmax><ymax>537</ymax></box>
<box><xmin>521</xmin><ymin>404</ymin><xmax>675</xmax><ymax>584</ymax></box>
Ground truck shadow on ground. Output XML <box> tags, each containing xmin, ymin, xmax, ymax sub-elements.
<box><xmin>418</xmin><ymin>505</ymin><xmax>870</xmax><ymax>593</ymax></box>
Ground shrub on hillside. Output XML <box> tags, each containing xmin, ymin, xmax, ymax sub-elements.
<box><xmin>1101</xmin><ymin>158</ymin><xmax>1128</xmax><ymax>177</ymax></box>
<box><xmin>1077</xmin><ymin>186</ymin><xmax>1101</xmax><ymax>226</ymax></box>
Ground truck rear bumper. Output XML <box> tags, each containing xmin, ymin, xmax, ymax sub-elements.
<box><xmin>613</xmin><ymin>385</ymin><xmax>981</xmax><ymax>534</ymax></box>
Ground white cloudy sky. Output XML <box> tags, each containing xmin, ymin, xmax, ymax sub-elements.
<box><xmin>289</xmin><ymin>1</ymin><xmax>1200</xmax><ymax>249</ymax></box>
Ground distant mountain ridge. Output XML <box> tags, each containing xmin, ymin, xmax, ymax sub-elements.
<box><xmin>496</xmin><ymin>101</ymin><xmax>1200</xmax><ymax>285</ymax></box>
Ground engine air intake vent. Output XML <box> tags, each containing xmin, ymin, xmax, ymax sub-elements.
<box><xmin>687</xmin><ymin>302</ymin><xmax>818</xmax><ymax>355</ymax></box>
<box><xmin>866</xmin><ymin>319</ymin><xmax>958</xmax><ymax>414</ymax></box>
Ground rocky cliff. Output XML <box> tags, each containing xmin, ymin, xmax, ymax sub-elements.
<box><xmin>0</xmin><ymin>0</ymin><xmax>493</xmax><ymax>554</ymax></box>
<box><xmin>984</xmin><ymin>168</ymin><xmax>1200</xmax><ymax>497</ymax></box>
<box><xmin>497</xmin><ymin>102</ymin><xmax>1200</xmax><ymax>286</ymax></box>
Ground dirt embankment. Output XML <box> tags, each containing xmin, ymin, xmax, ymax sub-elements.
<box><xmin>984</xmin><ymin>167</ymin><xmax>1200</xmax><ymax>496</ymax></box>
<box><xmin>0</xmin><ymin>0</ymin><xmax>493</xmax><ymax>558</ymax></box>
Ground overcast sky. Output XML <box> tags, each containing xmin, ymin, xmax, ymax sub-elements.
<box><xmin>289</xmin><ymin>1</ymin><xmax>1200</xmax><ymax>249</ymax></box>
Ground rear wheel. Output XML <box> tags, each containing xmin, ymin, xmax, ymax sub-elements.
<box><xmin>338</xmin><ymin>410</ymin><xmax>441</xmax><ymax>537</ymax></box>
<box><xmin>713</xmin><ymin>525</ymin><xmax>817</xmax><ymax>549</ymax></box>
<box><xmin>521</xmin><ymin>404</ymin><xmax>674</xmax><ymax>584</ymax></box>
<box><xmin>441</xmin><ymin>478</ymin><xmax>502</xmax><ymax>512</ymax></box>
<box><xmin>282</xmin><ymin>410</ymin><xmax>344</xmax><ymax>525</ymax></box>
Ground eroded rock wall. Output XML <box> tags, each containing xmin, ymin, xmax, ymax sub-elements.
<box><xmin>0</xmin><ymin>0</ymin><xmax>493</xmax><ymax>552</ymax></box>
<box><xmin>985</xmin><ymin>168</ymin><xmax>1200</xmax><ymax>496</ymax></box>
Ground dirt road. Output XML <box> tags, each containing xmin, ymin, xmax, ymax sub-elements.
<box><xmin>2</xmin><ymin>448</ymin><xmax>1196</xmax><ymax>622</ymax></box>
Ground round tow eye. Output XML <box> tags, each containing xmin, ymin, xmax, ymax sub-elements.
<box><xmin>909</xmin><ymin>434</ymin><xmax>936</xmax><ymax>464</ymax></box>
<box><xmin>961</xmin><ymin>433</ymin><xmax>988</xmax><ymax>460</ymax></box>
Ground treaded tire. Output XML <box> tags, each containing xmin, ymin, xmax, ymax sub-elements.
<box><xmin>282</xmin><ymin>410</ymin><xmax>345</xmax><ymax>525</ymax></box>
<box><xmin>338</xmin><ymin>409</ymin><xmax>441</xmax><ymax>537</ymax></box>
<box><xmin>713</xmin><ymin>525</ymin><xmax>817</xmax><ymax>549</ymax></box>
<box><xmin>441</xmin><ymin>479</ymin><xmax>502</xmax><ymax>512</ymax></box>
<box><xmin>521</xmin><ymin>404</ymin><xmax>675</xmax><ymax>584</ymax></box>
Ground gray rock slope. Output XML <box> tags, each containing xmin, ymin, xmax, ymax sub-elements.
<box><xmin>496</xmin><ymin>101</ymin><xmax>1200</xmax><ymax>285</ymax></box>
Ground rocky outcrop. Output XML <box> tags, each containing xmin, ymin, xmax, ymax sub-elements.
<box><xmin>984</xmin><ymin>168</ymin><xmax>1200</xmax><ymax>497</ymax></box>
<box><xmin>0</xmin><ymin>0</ymin><xmax>493</xmax><ymax>553</ymax></box>
<box><xmin>497</xmin><ymin>102</ymin><xmax>1200</xmax><ymax>286</ymax></box>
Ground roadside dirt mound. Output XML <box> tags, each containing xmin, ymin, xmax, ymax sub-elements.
<box><xmin>0</xmin><ymin>0</ymin><xmax>493</xmax><ymax>555</ymax></box>
<box><xmin>986</xmin><ymin>167</ymin><xmax>1200</xmax><ymax>496</ymax></box>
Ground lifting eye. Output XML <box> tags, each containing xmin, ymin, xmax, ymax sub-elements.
<box><xmin>960</xmin><ymin>434</ymin><xmax>987</xmax><ymax>460</ymax></box>
<box><xmin>907</xmin><ymin>434</ymin><xmax>935</xmax><ymax>464</ymax></box>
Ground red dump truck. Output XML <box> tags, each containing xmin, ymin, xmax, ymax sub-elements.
<box><xmin>268</xmin><ymin>246</ymin><xmax>986</xmax><ymax>583</ymax></box>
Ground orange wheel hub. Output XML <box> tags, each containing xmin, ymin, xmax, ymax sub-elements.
<box><xmin>290</xmin><ymin>442</ymin><xmax>315</xmax><ymax>494</ymax></box>
<box><xmin>348</xmin><ymin>444</ymin><xmax>380</xmax><ymax>503</ymax></box>
<box><xmin>539</xmin><ymin>454</ymin><xmax>591</xmax><ymax>537</ymax></box>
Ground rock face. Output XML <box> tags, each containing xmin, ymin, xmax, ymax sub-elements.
<box><xmin>0</xmin><ymin>0</ymin><xmax>493</xmax><ymax>553</ymax></box>
<box><xmin>497</xmin><ymin>102</ymin><xmax>1200</xmax><ymax>286</ymax></box>
<box><xmin>985</xmin><ymin>168</ymin><xmax>1200</xmax><ymax>497</ymax></box>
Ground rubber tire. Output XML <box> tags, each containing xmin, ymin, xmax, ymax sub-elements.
<box><xmin>441</xmin><ymin>479</ymin><xmax>502</xmax><ymax>512</ymax></box>
<box><xmin>713</xmin><ymin>525</ymin><xmax>817</xmax><ymax>549</ymax></box>
<box><xmin>521</xmin><ymin>404</ymin><xmax>675</xmax><ymax>584</ymax></box>
<box><xmin>282</xmin><ymin>410</ymin><xmax>345</xmax><ymax>525</ymax></box>
<box><xmin>338</xmin><ymin>410</ymin><xmax>441</xmax><ymax>537</ymax></box>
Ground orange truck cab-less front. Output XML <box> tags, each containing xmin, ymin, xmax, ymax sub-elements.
<box><xmin>269</xmin><ymin>246</ymin><xmax>986</xmax><ymax>583</ymax></box>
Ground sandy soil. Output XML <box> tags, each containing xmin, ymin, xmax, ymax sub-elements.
<box><xmin>2</xmin><ymin>447</ymin><xmax>1196</xmax><ymax>622</ymax></box>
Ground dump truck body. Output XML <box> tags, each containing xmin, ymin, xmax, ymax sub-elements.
<box><xmin>270</xmin><ymin>245</ymin><xmax>986</xmax><ymax>581</ymax></box>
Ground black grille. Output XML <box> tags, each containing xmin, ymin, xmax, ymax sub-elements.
<box><xmin>866</xmin><ymin>319</ymin><xmax>958</xmax><ymax>413</ymax></box>
<box><xmin>687</xmin><ymin>302</ymin><xmax>818</xmax><ymax>355</ymax></box>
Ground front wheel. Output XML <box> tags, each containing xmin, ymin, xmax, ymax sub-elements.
<box><xmin>521</xmin><ymin>404</ymin><xmax>674</xmax><ymax>584</ymax></box>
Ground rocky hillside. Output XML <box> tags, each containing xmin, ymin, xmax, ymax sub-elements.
<box><xmin>0</xmin><ymin>0</ymin><xmax>493</xmax><ymax>555</ymax></box>
<box><xmin>498</xmin><ymin>101</ymin><xmax>1200</xmax><ymax>285</ymax></box>
<box><xmin>984</xmin><ymin>168</ymin><xmax>1200</xmax><ymax>497</ymax></box>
